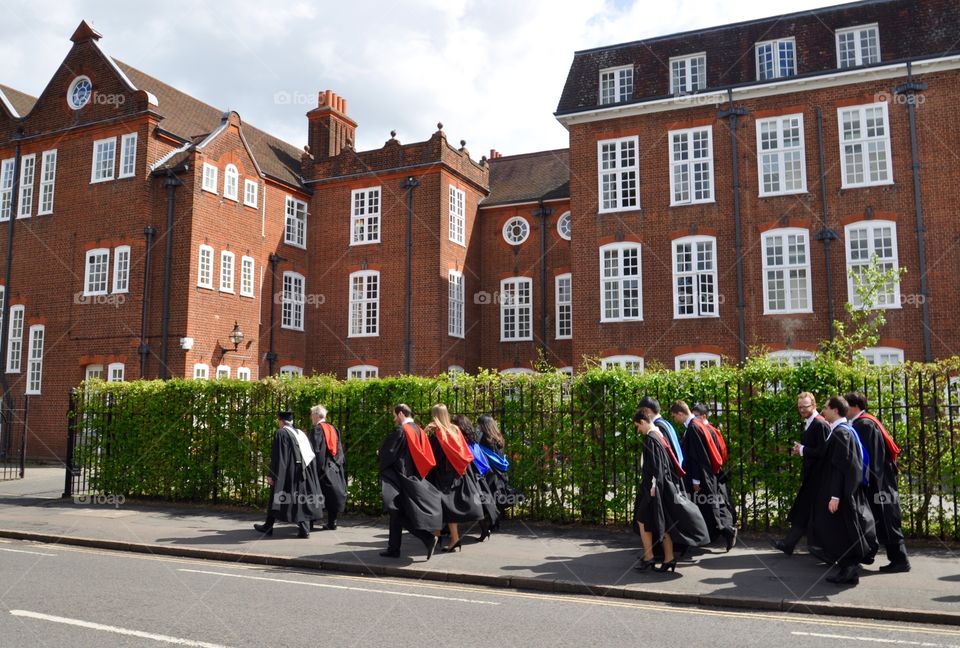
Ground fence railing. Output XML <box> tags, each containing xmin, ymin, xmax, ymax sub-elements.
<box><xmin>0</xmin><ymin>396</ymin><xmax>28</xmax><ymax>481</ymax></box>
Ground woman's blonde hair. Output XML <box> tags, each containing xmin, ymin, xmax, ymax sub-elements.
<box><xmin>431</xmin><ymin>403</ymin><xmax>457</xmax><ymax>436</ymax></box>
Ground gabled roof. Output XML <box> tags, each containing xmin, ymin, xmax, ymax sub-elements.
<box><xmin>0</xmin><ymin>84</ymin><xmax>37</xmax><ymax>118</ymax></box>
<box><xmin>481</xmin><ymin>149</ymin><xmax>569</xmax><ymax>207</ymax></box>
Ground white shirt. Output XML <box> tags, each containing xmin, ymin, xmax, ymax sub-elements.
<box><xmin>804</xmin><ymin>411</ymin><xmax>819</xmax><ymax>431</ymax></box>
<box><xmin>849</xmin><ymin>410</ymin><xmax>864</xmax><ymax>422</ymax></box>
<box><xmin>401</xmin><ymin>417</ymin><xmax>414</xmax><ymax>426</ymax></box>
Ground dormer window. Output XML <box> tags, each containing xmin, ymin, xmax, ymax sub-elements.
<box><xmin>599</xmin><ymin>65</ymin><xmax>633</xmax><ymax>105</ymax></box>
<box><xmin>836</xmin><ymin>24</ymin><xmax>880</xmax><ymax>68</ymax></box>
<box><xmin>670</xmin><ymin>53</ymin><xmax>706</xmax><ymax>95</ymax></box>
<box><xmin>756</xmin><ymin>39</ymin><xmax>796</xmax><ymax>80</ymax></box>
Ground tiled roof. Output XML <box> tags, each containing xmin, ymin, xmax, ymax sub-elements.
<box><xmin>0</xmin><ymin>84</ymin><xmax>37</xmax><ymax>117</ymax></box>
<box><xmin>482</xmin><ymin>149</ymin><xmax>569</xmax><ymax>207</ymax></box>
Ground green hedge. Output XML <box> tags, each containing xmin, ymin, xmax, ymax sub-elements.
<box><xmin>69</xmin><ymin>358</ymin><xmax>960</xmax><ymax>539</ymax></box>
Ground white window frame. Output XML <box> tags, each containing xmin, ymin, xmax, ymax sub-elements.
<box><xmin>448</xmin><ymin>365</ymin><xmax>465</xmax><ymax>375</ymax></box>
<box><xmin>193</xmin><ymin>363</ymin><xmax>209</xmax><ymax>380</ymax></box>
<box><xmin>844</xmin><ymin>219</ymin><xmax>901</xmax><ymax>309</ymax></box>
<box><xmin>85</xmin><ymin>364</ymin><xmax>104</xmax><ymax>381</ymax></box>
<box><xmin>112</xmin><ymin>245</ymin><xmax>131</xmax><ymax>294</ymax></box>
<box><xmin>0</xmin><ymin>158</ymin><xmax>14</xmax><ymax>221</ymax></box>
<box><xmin>17</xmin><ymin>153</ymin><xmax>35</xmax><ymax>219</ymax></box>
<box><xmin>107</xmin><ymin>362</ymin><xmax>125</xmax><ymax>382</ymax></box>
<box><xmin>762</xmin><ymin>228</ymin><xmax>813</xmax><ymax>314</ymax></box>
<box><xmin>672</xmin><ymin>236</ymin><xmax>718</xmax><ymax>319</ymax></box>
<box><xmin>448</xmin><ymin>270</ymin><xmax>464</xmax><ymax>338</ymax></box>
<box><xmin>223</xmin><ymin>164</ymin><xmax>239</xmax><ymax>201</ymax></box>
<box><xmin>243</xmin><ymin>179</ymin><xmax>258</xmax><ymax>208</ymax></box>
<box><xmin>201</xmin><ymin>163</ymin><xmax>218</xmax><ymax>194</ymax></box>
<box><xmin>216</xmin><ymin>365</ymin><xmax>231</xmax><ymax>379</ymax></box>
<box><xmin>599</xmin><ymin>242</ymin><xmax>642</xmax><ymax>323</ymax></box>
<box><xmin>347</xmin><ymin>365</ymin><xmax>378</xmax><ymax>380</ymax></box>
<box><xmin>240</xmin><ymin>256</ymin><xmax>255</xmax><ymax>298</ymax></box>
<box><xmin>279</xmin><ymin>365</ymin><xmax>304</xmax><ymax>378</ymax></box>
<box><xmin>756</xmin><ymin>114</ymin><xmax>807</xmax><ymax>196</ymax></box>
<box><xmin>555</xmin><ymin>273</ymin><xmax>572</xmax><ymax>340</ymax></box>
<box><xmin>669</xmin><ymin>126</ymin><xmax>714</xmax><ymax>205</ymax></box>
<box><xmin>860</xmin><ymin>346</ymin><xmax>904</xmax><ymax>366</ymax></box>
<box><xmin>500</xmin><ymin>277</ymin><xmax>533</xmax><ymax>342</ymax></box>
<box><xmin>91</xmin><ymin>137</ymin><xmax>116</xmax><ymax>183</ymax></box>
<box><xmin>284</xmin><ymin>196</ymin><xmax>307</xmax><ymax>248</ymax></box>
<box><xmin>350</xmin><ymin>187</ymin><xmax>381</xmax><ymax>245</ymax></box>
<box><xmin>502</xmin><ymin>216</ymin><xmax>531</xmax><ymax>245</ymax></box>
<box><xmin>25</xmin><ymin>324</ymin><xmax>44</xmax><ymax>395</ymax></box>
<box><xmin>670</xmin><ymin>53</ymin><xmax>706</xmax><ymax>95</ymax></box>
<box><xmin>448</xmin><ymin>186</ymin><xmax>465</xmax><ymax>246</ymax></box>
<box><xmin>756</xmin><ymin>38</ymin><xmax>796</xmax><ymax>80</ymax></box>
<box><xmin>597</xmin><ymin>136</ymin><xmax>639</xmax><ymax>213</ymax></box>
<box><xmin>197</xmin><ymin>244</ymin><xmax>214</xmax><ymax>289</ymax></box>
<box><xmin>119</xmin><ymin>133</ymin><xmax>137</xmax><ymax>179</ymax></box>
<box><xmin>236</xmin><ymin>367</ymin><xmax>252</xmax><ymax>381</ymax></box>
<box><xmin>84</xmin><ymin>248</ymin><xmax>110</xmax><ymax>296</ymax></box>
<box><xmin>599</xmin><ymin>64</ymin><xmax>633</xmax><ymax>105</ymax></box>
<box><xmin>348</xmin><ymin>270</ymin><xmax>379</xmax><ymax>337</ymax></box>
<box><xmin>501</xmin><ymin>367</ymin><xmax>535</xmax><ymax>376</ymax></box>
<box><xmin>5</xmin><ymin>305</ymin><xmax>24</xmax><ymax>373</ymax></box>
<box><xmin>282</xmin><ymin>271</ymin><xmax>305</xmax><ymax>331</ymax></box>
<box><xmin>675</xmin><ymin>353</ymin><xmax>721</xmax><ymax>371</ymax></box>
<box><xmin>557</xmin><ymin>211</ymin><xmax>571</xmax><ymax>240</ymax></box>
<box><xmin>38</xmin><ymin>150</ymin><xmax>57</xmax><ymax>215</ymax></box>
<box><xmin>768</xmin><ymin>350</ymin><xmax>815</xmax><ymax>366</ymax></box>
<box><xmin>838</xmin><ymin>102</ymin><xmax>893</xmax><ymax>188</ymax></box>
<box><xmin>601</xmin><ymin>355</ymin><xmax>644</xmax><ymax>374</ymax></box>
<box><xmin>219</xmin><ymin>251</ymin><xmax>235</xmax><ymax>294</ymax></box>
<box><xmin>836</xmin><ymin>23</ymin><xmax>880</xmax><ymax>69</ymax></box>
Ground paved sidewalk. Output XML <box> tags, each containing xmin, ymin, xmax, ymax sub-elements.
<box><xmin>1</xmin><ymin>469</ymin><xmax>958</xmax><ymax>625</ymax></box>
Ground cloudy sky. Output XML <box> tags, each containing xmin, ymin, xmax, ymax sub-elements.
<box><xmin>2</xmin><ymin>0</ymin><xmax>842</xmax><ymax>157</ymax></box>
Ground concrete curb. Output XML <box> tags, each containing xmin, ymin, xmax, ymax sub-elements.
<box><xmin>2</xmin><ymin>528</ymin><xmax>957</xmax><ymax>627</ymax></box>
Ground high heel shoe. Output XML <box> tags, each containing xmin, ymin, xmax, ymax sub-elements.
<box><xmin>655</xmin><ymin>559</ymin><xmax>677</xmax><ymax>573</ymax></box>
<box><xmin>443</xmin><ymin>540</ymin><xmax>462</xmax><ymax>553</ymax></box>
<box><xmin>634</xmin><ymin>558</ymin><xmax>657</xmax><ymax>571</ymax></box>
<box><xmin>477</xmin><ymin>523</ymin><xmax>491</xmax><ymax>542</ymax></box>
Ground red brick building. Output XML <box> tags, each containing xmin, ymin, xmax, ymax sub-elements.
<box><xmin>2</xmin><ymin>0</ymin><xmax>959</xmax><ymax>460</ymax></box>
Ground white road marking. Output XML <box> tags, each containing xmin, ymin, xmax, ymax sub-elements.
<box><xmin>179</xmin><ymin>568</ymin><xmax>500</xmax><ymax>605</ymax></box>
<box><xmin>0</xmin><ymin>547</ymin><xmax>56</xmax><ymax>556</ymax></box>
<box><xmin>791</xmin><ymin>631</ymin><xmax>959</xmax><ymax>647</ymax></box>
<box><xmin>9</xmin><ymin>610</ymin><xmax>232</xmax><ymax>647</ymax></box>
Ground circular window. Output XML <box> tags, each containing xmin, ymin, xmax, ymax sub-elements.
<box><xmin>68</xmin><ymin>76</ymin><xmax>93</xmax><ymax>109</ymax></box>
<box><xmin>557</xmin><ymin>211</ymin><xmax>571</xmax><ymax>240</ymax></box>
<box><xmin>502</xmin><ymin>216</ymin><xmax>530</xmax><ymax>245</ymax></box>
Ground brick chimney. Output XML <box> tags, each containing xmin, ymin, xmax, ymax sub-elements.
<box><xmin>489</xmin><ymin>149</ymin><xmax>502</xmax><ymax>159</ymax></box>
<box><xmin>307</xmin><ymin>90</ymin><xmax>357</xmax><ymax>160</ymax></box>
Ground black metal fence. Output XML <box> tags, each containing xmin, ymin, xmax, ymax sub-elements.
<box><xmin>0</xmin><ymin>396</ymin><xmax>28</xmax><ymax>481</ymax></box>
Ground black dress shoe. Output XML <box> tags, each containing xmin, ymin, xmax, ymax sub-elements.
<box><xmin>379</xmin><ymin>549</ymin><xmax>401</xmax><ymax>558</ymax></box>
<box><xmin>325</xmin><ymin>522</ymin><xmax>338</xmax><ymax>531</ymax></box>
<box><xmin>879</xmin><ymin>561</ymin><xmax>911</xmax><ymax>573</ymax></box>
<box><xmin>769</xmin><ymin>539</ymin><xmax>794</xmax><ymax>556</ymax></box>
<box><xmin>297</xmin><ymin>522</ymin><xmax>310</xmax><ymax>539</ymax></box>
<box><xmin>254</xmin><ymin>523</ymin><xmax>273</xmax><ymax>536</ymax></box>
<box><xmin>826</xmin><ymin>566</ymin><xmax>860</xmax><ymax>585</ymax></box>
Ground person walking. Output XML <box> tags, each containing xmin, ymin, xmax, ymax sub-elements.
<box><xmin>307</xmin><ymin>404</ymin><xmax>347</xmax><ymax>532</ymax></box>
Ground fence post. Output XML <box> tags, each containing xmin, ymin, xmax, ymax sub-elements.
<box><xmin>62</xmin><ymin>389</ymin><xmax>77</xmax><ymax>498</ymax></box>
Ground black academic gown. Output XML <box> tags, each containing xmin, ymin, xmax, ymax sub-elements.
<box><xmin>808</xmin><ymin>424</ymin><xmax>878</xmax><ymax>566</ymax></box>
<box><xmin>681</xmin><ymin>419</ymin><xmax>734</xmax><ymax>541</ymax></box>
<box><xmin>852</xmin><ymin>414</ymin><xmax>904</xmax><ymax>548</ymax></box>
<box><xmin>308</xmin><ymin>423</ymin><xmax>348</xmax><ymax>516</ymax></box>
<box><xmin>479</xmin><ymin>440</ymin><xmax>517</xmax><ymax>515</ymax></box>
<box><xmin>788</xmin><ymin>416</ymin><xmax>831</xmax><ymax>528</ymax></box>
<box><xmin>267</xmin><ymin>425</ymin><xmax>325</xmax><ymax>523</ymax></box>
<box><xmin>429</xmin><ymin>435</ymin><xmax>484</xmax><ymax>524</ymax></box>
<box><xmin>379</xmin><ymin>425</ymin><xmax>443</xmax><ymax>532</ymax></box>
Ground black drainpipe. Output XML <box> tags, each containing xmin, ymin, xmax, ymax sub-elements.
<box><xmin>0</xmin><ymin>131</ymin><xmax>22</xmax><ymax>429</ymax></box>
<box><xmin>138</xmin><ymin>226</ymin><xmax>155</xmax><ymax>378</ymax></box>
<box><xmin>719</xmin><ymin>90</ymin><xmax>748</xmax><ymax>365</ymax></box>
<box><xmin>814</xmin><ymin>107</ymin><xmax>839</xmax><ymax>341</ymax></box>
<box><xmin>896</xmin><ymin>63</ymin><xmax>932</xmax><ymax>362</ymax></box>
<box><xmin>401</xmin><ymin>176</ymin><xmax>420</xmax><ymax>375</ymax></box>
<box><xmin>266</xmin><ymin>253</ymin><xmax>285</xmax><ymax>376</ymax></box>
<box><xmin>535</xmin><ymin>199</ymin><xmax>551</xmax><ymax>354</ymax></box>
<box><xmin>158</xmin><ymin>170</ymin><xmax>182</xmax><ymax>379</ymax></box>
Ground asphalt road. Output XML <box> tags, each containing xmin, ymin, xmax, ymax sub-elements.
<box><xmin>1</xmin><ymin>538</ymin><xmax>959</xmax><ymax>648</ymax></box>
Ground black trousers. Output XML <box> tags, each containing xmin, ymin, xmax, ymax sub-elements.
<box><xmin>781</xmin><ymin>524</ymin><xmax>806</xmax><ymax>551</ymax></box>
<box><xmin>886</xmin><ymin>541</ymin><xmax>909</xmax><ymax>563</ymax></box>
<box><xmin>387</xmin><ymin>511</ymin><xmax>433</xmax><ymax>552</ymax></box>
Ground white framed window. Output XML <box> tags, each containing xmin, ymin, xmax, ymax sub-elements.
<box><xmin>670</xmin><ymin>126</ymin><xmax>713</xmax><ymax>205</ymax></box>
<box><xmin>602</xmin><ymin>355</ymin><xmax>644</xmax><ymax>374</ymax></box>
<box><xmin>223</xmin><ymin>164</ymin><xmax>239</xmax><ymax>200</ymax></box>
<box><xmin>673</xmin><ymin>236</ymin><xmax>717</xmax><ymax>318</ymax></box>
<box><xmin>347</xmin><ymin>365</ymin><xmax>378</xmax><ymax>380</ymax></box>
<box><xmin>285</xmin><ymin>196</ymin><xmax>307</xmax><ymax>248</ymax></box>
<box><xmin>836</xmin><ymin>24</ymin><xmax>880</xmax><ymax>68</ymax></box>
<box><xmin>38</xmin><ymin>150</ymin><xmax>57</xmax><ymax>215</ymax></box>
<box><xmin>282</xmin><ymin>271</ymin><xmax>305</xmax><ymax>331</ymax></box>
<box><xmin>500</xmin><ymin>277</ymin><xmax>533</xmax><ymax>342</ymax></box>
<box><xmin>555</xmin><ymin>273</ymin><xmax>572</xmax><ymax>339</ymax></box>
<box><xmin>240</xmin><ymin>256</ymin><xmax>255</xmax><ymax>298</ymax></box>
<box><xmin>243</xmin><ymin>179</ymin><xmax>258</xmax><ymax>207</ymax></box>
<box><xmin>557</xmin><ymin>211</ymin><xmax>571</xmax><ymax>240</ymax></box>
<box><xmin>348</xmin><ymin>270</ymin><xmax>379</xmax><ymax>337</ymax></box>
<box><xmin>193</xmin><ymin>363</ymin><xmax>209</xmax><ymax>380</ymax></box>
<box><xmin>600</xmin><ymin>243</ymin><xmax>641</xmax><ymax>322</ymax></box>
<box><xmin>280</xmin><ymin>365</ymin><xmax>304</xmax><ymax>378</ymax></box>
<box><xmin>236</xmin><ymin>367</ymin><xmax>252</xmax><ymax>381</ymax></box>
<box><xmin>197</xmin><ymin>244</ymin><xmax>214</xmax><ymax>289</ymax></box>
<box><xmin>599</xmin><ymin>65</ymin><xmax>633</xmax><ymax>105</ymax></box>
<box><xmin>25</xmin><ymin>324</ymin><xmax>44</xmax><ymax>394</ymax></box>
<box><xmin>84</xmin><ymin>248</ymin><xmax>110</xmax><ymax>296</ymax></box>
<box><xmin>0</xmin><ymin>286</ymin><xmax>5</xmax><ymax>333</ymax></box>
<box><xmin>756</xmin><ymin>39</ymin><xmax>796</xmax><ymax>80</ymax></box>
<box><xmin>448</xmin><ymin>365</ymin><xmax>465</xmax><ymax>375</ymax></box>
<box><xmin>768</xmin><ymin>350</ymin><xmax>815</xmax><ymax>366</ymax></box>
<box><xmin>201</xmin><ymin>163</ymin><xmax>218</xmax><ymax>193</ymax></box>
<box><xmin>17</xmin><ymin>154</ymin><xmax>35</xmax><ymax>218</ymax></box>
<box><xmin>670</xmin><ymin>53</ymin><xmax>706</xmax><ymax>95</ymax></box>
<box><xmin>449</xmin><ymin>186</ymin><xmax>465</xmax><ymax>245</ymax></box>
<box><xmin>119</xmin><ymin>133</ymin><xmax>137</xmax><ymax>178</ymax></box>
<box><xmin>85</xmin><ymin>364</ymin><xmax>104</xmax><ymax>381</ymax></box>
<box><xmin>0</xmin><ymin>158</ymin><xmax>14</xmax><ymax>221</ymax></box>
<box><xmin>91</xmin><ymin>137</ymin><xmax>116</xmax><ymax>183</ymax></box>
<box><xmin>845</xmin><ymin>220</ymin><xmax>900</xmax><ymax>309</ymax></box>
<box><xmin>598</xmin><ymin>136</ymin><xmax>638</xmax><ymax>212</ymax></box>
<box><xmin>112</xmin><ymin>245</ymin><xmax>131</xmax><ymax>294</ymax></box>
<box><xmin>501</xmin><ymin>367</ymin><xmax>535</xmax><ymax>376</ymax></box>
<box><xmin>502</xmin><ymin>216</ymin><xmax>530</xmax><ymax>245</ymax></box>
<box><xmin>839</xmin><ymin>103</ymin><xmax>892</xmax><ymax>188</ymax></box>
<box><xmin>675</xmin><ymin>353</ymin><xmax>721</xmax><ymax>370</ymax></box>
<box><xmin>216</xmin><ymin>365</ymin><xmax>231</xmax><ymax>379</ymax></box>
<box><xmin>757</xmin><ymin>114</ymin><xmax>806</xmax><ymax>196</ymax></box>
<box><xmin>107</xmin><ymin>362</ymin><xmax>125</xmax><ymax>382</ymax></box>
<box><xmin>559</xmin><ymin>366</ymin><xmax>574</xmax><ymax>376</ymax></box>
<box><xmin>762</xmin><ymin>228</ymin><xmax>812</xmax><ymax>314</ymax></box>
<box><xmin>860</xmin><ymin>346</ymin><xmax>904</xmax><ymax>366</ymax></box>
<box><xmin>448</xmin><ymin>270</ymin><xmax>464</xmax><ymax>338</ymax></box>
<box><xmin>350</xmin><ymin>187</ymin><xmax>380</xmax><ymax>245</ymax></box>
<box><xmin>5</xmin><ymin>305</ymin><xmax>23</xmax><ymax>373</ymax></box>
<box><xmin>219</xmin><ymin>251</ymin><xmax>235</xmax><ymax>293</ymax></box>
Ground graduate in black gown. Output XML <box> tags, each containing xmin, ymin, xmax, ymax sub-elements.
<box><xmin>425</xmin><ymin>404</ymin><xmax>483</xmax><ymax>552</ymax></box>
<box><xmin>475</xmin><ymin>415</ymin><xmax>519</xmax><ymax>526</ymax></box>
<box><xmin>633</xmin><ymin>408</ymin><xmax>710</xmax><ymax>572</ymax></box>
<box><xmin>254</xmin><ymin>411</ymin><xmax>324</xmax><ymax>538</ymax></box>
<box><xmin>845</xmin><ymin>391</ymin><xmax>910</xmax><ymax>572</ymax></box>
<box><xmin>307</xmin><ymin>404</ymin><xmax>347</xmax><ymax>532</ymax></box>
<box><xmin>771</xmin><ymin>391</ymin><xmax>831</xmax><ymax>556</ymax></box>
<box><xmin>808</xmin><ymin>396</ymin><xmax>878</xmax><ymax>585</ymax></box>
<box><xmin>453</xmin><ymin>414</ymin><xmax>500</xmax><ymax>542</ymax></box>
<box><xmin>671</xmin><ymin>400</ymin><xmax>738</xmax><ymax>551</ymax></box>
<box><xmin>378</xmin><ymin>404</ymin><xmax>442</xmax><ymax>559</ymax></box>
